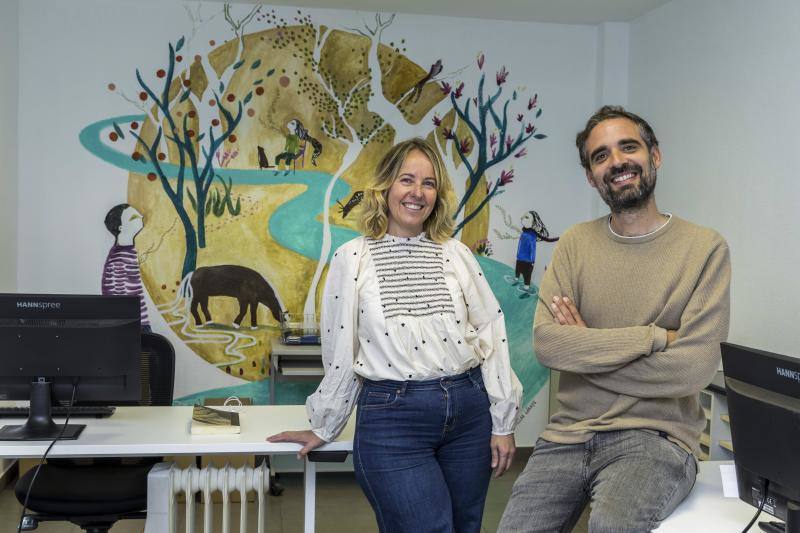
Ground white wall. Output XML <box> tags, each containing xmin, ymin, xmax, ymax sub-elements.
<box><xmin>0</xmin><ymin>0</ymin><xmax>18</xmax><ymax>483</ymax></box>
<box><xmin>0</xmin><ymin>0</ymin><xmax>19</xmax><ymax>292</ymax></box>
<box><xmin>591</xmin><ymin>22</ymin><xmax>630</xmax><ymax>218</ymax></box>
<box><xmin>629</xmin><ymin>0</ymin><xmax>800</xmax><ymax>356</ymax></box>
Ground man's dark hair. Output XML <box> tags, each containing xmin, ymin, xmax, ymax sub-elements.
<box><xmin>575</xmin><ymin>105</ymin><xmax>659</xmax><ymax>170</ymax></box>
<box><xmin>104</xmin><ymin>203</ymin><xmax>130</xmax><ymax>238</ymax></box>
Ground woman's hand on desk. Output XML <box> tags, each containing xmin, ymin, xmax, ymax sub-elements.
<box><xmin>267</xmin><ymin>430</ymin><xmax>326</xmax><ymax>459</ymax></box>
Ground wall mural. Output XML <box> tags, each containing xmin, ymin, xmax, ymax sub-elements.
<box><xmin>79</xmin><ymin>3</ymin><xmax>550</xmax><ymax>423</ymax></box>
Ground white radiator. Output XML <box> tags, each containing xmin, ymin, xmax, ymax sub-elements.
<box><xmin>143</xmin><ymin>461</ymin><xmax>271</xmax><ymax>533</ymax></box>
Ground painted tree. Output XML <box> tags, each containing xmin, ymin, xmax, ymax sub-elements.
<box><xmin>431</xmin><ymin>54</ymin><xmax>547</xmax><ymax>242</ymax></box>
<box><xmin>223</xmin><ymin>3</ymin><xmax>260</xmax><ymax>50</ymax></box>
<box><xmin>111</xmin><ymin>4</ymin><xmax>271</xmax><ymax>278</ymax></box>
<box><xmin>264</xmin><ymin>11</ymin><xmax>454</xmax><ymax>318</ymax></box>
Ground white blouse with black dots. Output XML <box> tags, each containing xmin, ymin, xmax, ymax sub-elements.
<box><xmin>305</xmin><ymin>233</ymin><xmax>523</xmax><ymax>442</ymax></box>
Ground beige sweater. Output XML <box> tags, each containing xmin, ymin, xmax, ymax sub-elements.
<box><xmin>534</xmin><ymin>215</ymin><xmax>731</xmax><ymax>455</ymax></box>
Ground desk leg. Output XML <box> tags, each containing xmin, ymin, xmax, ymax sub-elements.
<box><xmin>304</xmin><ymin>457</ymin><xmax>316</xmax><ymax>533</ymax></box>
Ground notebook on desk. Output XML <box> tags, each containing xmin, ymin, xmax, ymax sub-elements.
<box><xmin>190</xmin><ymin>404</ymin><xmax>241</xmax><ymax>435</ymax></box>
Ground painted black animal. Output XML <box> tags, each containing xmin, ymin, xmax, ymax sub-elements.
<box><xmin>336</xmin><ymin>191</ymin><xmax>364</xmax><ymax>218</ymax></box>
<box><xmin>257</xmin><ymin>146</ymin><xmax>273</xmax><ymax>169</ymax></box>
<box><xmin>190</xmin><ymin>265</ymin><xmax>283</xmax><ymax>329</ymax></box>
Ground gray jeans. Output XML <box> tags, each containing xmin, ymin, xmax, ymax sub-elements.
<box><xmin>499</xmin><ymin>430</ymin><xmax>697</xmax><ymax>533</ymax></box>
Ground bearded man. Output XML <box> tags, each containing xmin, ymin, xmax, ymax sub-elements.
<box><xmin>499</xmin><ymin>106</ymin><xmax>731</xmax><ymax>533</ymax></box>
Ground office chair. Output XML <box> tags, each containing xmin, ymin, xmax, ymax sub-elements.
<box><xmin>14</xmin><ymin>331</ymin><xmax>175</xmax><ymax>533</ymax></box>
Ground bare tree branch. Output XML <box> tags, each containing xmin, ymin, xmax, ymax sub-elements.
<box><xmin>344</xmin><ymin>26</ymin><xmax>370</xmax><ymax>38</ymax></box>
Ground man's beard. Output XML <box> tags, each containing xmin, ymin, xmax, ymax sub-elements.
<box><xmin>594</xmin><ymin>159</ymin><xmax>657</xmax><ymax>213</ymax></box>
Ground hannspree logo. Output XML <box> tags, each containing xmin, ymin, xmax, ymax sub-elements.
<box><xmin>776</xmin><ymin>367</ymin><xmax>800</xmax><ymax>384</ymax></box>
<box><xmin>16</xmin><ymin>301</ymin><xmax>61</xmax><ymax>310</ymax></box>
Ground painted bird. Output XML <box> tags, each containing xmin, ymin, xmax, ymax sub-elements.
<box><xmin>411</xmin><ymin>59</ymin><xmax>443</xmax><ymax>102</ymax></box>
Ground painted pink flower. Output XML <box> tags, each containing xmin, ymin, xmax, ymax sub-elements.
<box><xmin>442</xmin><ymin>127</ymin><xmax>454</xmax><ymax>140</ymax></box>
<box><xmin>477</xmin><ymin>52</ymin><xmax>485</xmax><ymax>70</ymax></box>
<box><xmin>499</xmin><ymin>168</ymin><xmax>514</xmax><ymax>185</ymax></box>
<box><xmin>525</xmin><ymin>123</ymin><xmax>535</xmax><ymax>134</ymax></box>
<box><xmin>459</xmin><ymin>137</ymin><xmax>472</xmax><ymax>154</ymax></box>
<box><xmin>496</xmin><ymin>66</ymin><xmax>509</xmax><ymax>86</ymax></box>
<box><xmin>441</xmin><ymin>81</ymin><xmax>452</xmax><ymax>95</ymax></box>
<box><xmin>490</xmin><ymin>132</ymin><xmax>497</xmax><ymax>147</ymax></box>
<box><xmin>514</xmin><ymin>148</ymin><xmax>528</xmax><ymax>158</ymax></box>
<box><xmin>454</xmin><ymin>82</ymin><xmax>464</xmax><ymax>99</ymax></box>
<box><xmin>505</xmin><ymin>135</ymin><xmax>513</xmax><ymax>150</ymax></box>
<box><xmin>528</xmin><ymin>94</ymin><xmax>538</xmax><ymax>110</ymax></box>
<box><xmin>433</xmin><ymin>114</ymin><xmax>442</xmax><ymax>127</ymax></box>
<box><xmin>516</xmin><ymin>113</ymin><xmax>523</xmax><ymax>122</ymax></box>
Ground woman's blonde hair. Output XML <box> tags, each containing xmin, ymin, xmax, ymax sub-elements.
<box><xmin>358</xmin><ymin>138</ymin><xmax>455</xmax><ymax>243</ymax></box>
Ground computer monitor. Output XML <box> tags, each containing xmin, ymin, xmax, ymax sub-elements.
<box><xmin>721</xmin><ymin>342</ymin><xmax>800</xmax><ymax>533</ymax></box>
<box><xmin>0</xmin><ymin>293</ymin><xmax>141</xmax><ymax>440</ymax></box>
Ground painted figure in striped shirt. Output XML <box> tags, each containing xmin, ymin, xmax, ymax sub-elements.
<box><xmin>101</xmin><ymin>203</ymin><xmax>150</xmax><ymax>330</ymax></box>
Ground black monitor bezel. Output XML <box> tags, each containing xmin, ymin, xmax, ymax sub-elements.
<box><xmin>0</xmin><ymin>293</ymin><xmax>141</xmax><ymax>405</ymax></box>
<box><xmin>721</xmin><ymin>341</ymin><xmax>800</xmax><ymax>531</ymax></box>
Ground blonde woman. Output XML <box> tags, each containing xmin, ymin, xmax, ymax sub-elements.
<box><xmin>269</xmin><ymin>138</ymin><xmax>522</xmax><ymax>533</ymax></box>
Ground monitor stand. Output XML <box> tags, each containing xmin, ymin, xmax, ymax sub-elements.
<box><xmin>0</xmin><ymin>380</ymin><xmax>85</xmax><ymax>441</ymax></box>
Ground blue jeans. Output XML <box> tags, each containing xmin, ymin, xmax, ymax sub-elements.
<box><xmin>354</xmin><ymin>367</ymin><xmax>493</xmax><ymax>533</ymax></box>
<box><xmin>499</xmin><ymin>430</ymin><xmax>697</xmax><ymax>533</ymax></box>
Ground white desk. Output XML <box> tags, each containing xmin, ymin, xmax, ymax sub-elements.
<box><xmin>0</xmin><ymin>405</ymin><xmax>354</xmax><ymax>533</ymax></box>
<box><xmin>656</xmin><ymin>460</ymin><xmax>768</xmax><ymax>532</ymax></box>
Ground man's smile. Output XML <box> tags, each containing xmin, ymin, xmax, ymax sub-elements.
<box><xmin>611</xmin><ymin>171</ymin><xmax>638</xmax><ymax>185</ymax></box>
